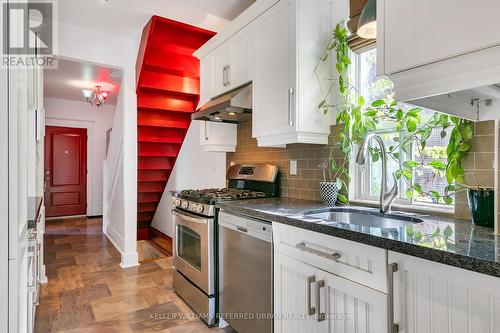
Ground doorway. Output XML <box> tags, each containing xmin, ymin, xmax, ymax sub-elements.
<box><xmin>44</xmin><ymin>126</ymin><xmax>87</xmax><ymax>217</ymax></box>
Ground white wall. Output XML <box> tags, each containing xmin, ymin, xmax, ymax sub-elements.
<box><xmin>56</xmin><ymin>21</ymin><xmax>139</xmax><ymax>267</ymax></box>
<box><xmin>151</xmin><ymin>121</ymin><xmax>227</xmax><ymax>237</ymax></box>
<box><xmin>44</xmin><ymin>97</ymin><xmax>115</xmax><ymax>216</ymax></box>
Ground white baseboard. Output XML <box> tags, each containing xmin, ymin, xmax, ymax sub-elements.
<box><xmin>105</xmin><ymin>224</ymin><xmax>124</xmax><ymax>252</ymax></box>
<box><xmin>105</xmin><ymin>225</ymin><xmax>139</xmax><ymax>268</ymax></box>
<box><xmin>119</xmin><ymin>252</ymin><xmax>139</xmax><ymax>269</ymax></box>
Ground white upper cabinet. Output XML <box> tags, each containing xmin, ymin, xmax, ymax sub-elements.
<box><xmin>378</xmin><ymin>0</ymin><xmax>500</xmax><ymax>120</ymax></box>
<box><xmin>252</xmin><ymin>0</ymin><xmax>296</xmax><ymax>142</ymax></box>
<box><xmin>229</xmin><ymin>25</ymin><xmax>254</xmax><ymax>89</ymax></box>
<box><xmin>382</xmin><ymin>0</ymin><xmax>500</xmax><ymax>75</ymax></box>
<box><xmin>253</xmin><ymin>0</ymin><xmax>340</xmax><ymax>147</ymax></box>
<box><xmin>195</xmin><ymin>0</ymin><xmax>344</xmax><ymax>146</ymax></box>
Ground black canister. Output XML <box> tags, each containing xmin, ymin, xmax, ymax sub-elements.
<box><xmin>467</xmin><ymin>188</ymin><xmax>494</xmax><ymax>228</ymax></box>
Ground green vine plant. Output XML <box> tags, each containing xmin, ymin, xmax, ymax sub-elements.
<box><xmin>315</xmin><ymin>21</ymin><xmax>473</xmax><ymax>205</ymax></box>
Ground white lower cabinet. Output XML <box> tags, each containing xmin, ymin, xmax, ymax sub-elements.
<box><xmin>274</xmin><ymin>252</ymin><xmax>388</xmax><ymax>333</ymax></box>
<box><xmin>389</xmin><ymin>251</ymin><xmax>500</xmax><ymax>333</ymax></box>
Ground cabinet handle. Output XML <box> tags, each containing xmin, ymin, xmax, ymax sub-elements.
<box><xmin>315</xmin><ymin>279</ymin><xmax>326</xmax><ymax>322</ymax></box>
<box><xmin>204</xmin><ymin>121</ymin><xmax>209</xmax><ymax>141</ymax></box>
<box><xmin>223</xmin><ymin>65</ymin><xmax>229</xmax><ymax>86</ymax></box>
<box><xmin>388</xmin><ymin>263</ymin><xmax>399</xmax><ymax>333</ymax></box>
<box><xmin>296</xmin><ymin>242</ymin><xmax>341</xmax><ymax>261</ymax></box>
<box><xmin>288</xmin><ymin>88</ymin><xmax>294</xmax><ymax>126</ymax></box>
<box><xmin>307</xmin><ymin>275</ymin><xmax>316</xmax><ymax>315</ymax></box>
<box><xmin>226</xmin><ymin>65</ymin><xmax>230</xmax><ymax>86</ymax></box>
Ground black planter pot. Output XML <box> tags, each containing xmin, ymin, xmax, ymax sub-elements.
<box><xmin>467</xmin><ymin>188</ymin><xmax>494</xmax><ymax>228</ymax></box>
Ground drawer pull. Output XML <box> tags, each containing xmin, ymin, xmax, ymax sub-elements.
<box><xmin>307</xmin><ymin>275</ymin><xmax>316</xmax><ymax>315</ymax></box>
<box><xmin>296</xmin><ymin>242</ymin><xmax>341</xmax><ymax>261</ymax></box>
<box><xmin>388</xmin><ymin>263</ymin><xmax>399</xmax><ymax>333</ymax></box>
<box><xmin>316</xmin><ymin>279</ymin><xmax>326</xmax><ymax>322</ymax></box>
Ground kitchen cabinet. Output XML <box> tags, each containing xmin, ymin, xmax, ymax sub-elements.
<box><xmin>197</xmin><ymin>26</ymin><xmax>254</xmax><ymax>107</ymax></box>
<box><xmin>275</xmin><ymin>253</ymin><xmax>387</xmax><ymax>333</ymax></box>
<box><xmin>252</xmin><ymin>0</ymin><xmax>295</xmax><ymax>143</ymax></box>
<box><xmin>229</xmin><ymin>25</ymin><xmax>254</xmax><ymax>90</ymax></box>
<box><xmin>252</xmin><ymin>0</ymin><xmax>339</xmax><ymax>146</ymax></box>
<box><xmin>389</xmin><ymin>251</ymin><xmax>500</xmax><ymax>333</ymax></box>
<box><xmin>199</xmin><ymin>121</ymin><xmax>237</xmax><ymax>152</ymax></box>
<box><xmin>195</xmin><ymin>0</ymin><xmax>343</xmax><ymax>146</ymax></box>
<box><xmin>378</xmin><ymin>0</ymin><xmax>500</xmax><ymax>120</ymax></box>
<box><xmin>274</xmin><ymin>223</ymin><xmax>388</xmax><ymax>333</ymax></box>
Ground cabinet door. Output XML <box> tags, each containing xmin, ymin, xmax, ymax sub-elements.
<box><xmin>253</xmin><ymin>0</ymin><xmax>296</xmax><ymax>139</ymax></box>
<box><xmin>198</xmin><ymin>57</ymin><xmax>211</xmax><ymax>108</ymax></box>
<box><xmin>229</xmin><ymin>25</ymin><xmax>254</xmax><ymax>89</ymax></box>
<box><xmin>199</xmin><ymin>121</ymin><xmax>237</xmax><ymax>152</ymax></box>
<box><xmin>389</xmin><ymin>251</ymin><xmax>500</xmax><ymax>333</ymax></box>
<box><xmin>274</xmin><ymin>252</ymin><xmax>323</xmax><ymax>333</ymax></box>
<box><xmin>382</xmin><ymin>0</ymin><xmax>500</xmax><ymax>75</ymax></box>
<box><xmin>319</xmin><ymin>269</ymin><xmax>388</xmax><ymax>333</ymax></box>
<box><xmin>212</xmin><ymin>43</ymin><xmax>231</xmax><ymax>97</ymax></box>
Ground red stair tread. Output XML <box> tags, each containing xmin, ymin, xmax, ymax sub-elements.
<box><xmin>135</xmin><ymin>15</ymin><xmax>215</xmax><ymax>240</ymax></box>
<box><xmin>138</xmin><ymin>71</ymin><xmax>199</xmax><ymax>96</ymax></box>
<box><xmin>138</xmin><ymin>202</ymin><xmax>158</xmax><ymax>213</ymax></box>
<box><xmin>138</xmin><ymin>126</ymin><xmax>186</xmax><ymax>143</ymax></box>
<box><xmin>138</xmin><ymin>170</ymin><xmax>171</xmax><ymax>182</ymax></box>
<box><xmin>138</xmin><ymin>192</ymin><xmax>162</xmax><ymax>203</ymax></box>
<box><xmin>138</xmin><ymin>156</ymin><xmax>174</xmax><ymax>170</ymax></box>
<box><xmin>137</xmin><ymin>91</ymin><xmax>196</xmax><ymax>112</ymax></box>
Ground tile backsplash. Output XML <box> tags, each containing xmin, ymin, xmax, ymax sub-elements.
<box><xmin>455</xmin><ymin>120</ymin><xmax>495</xmax><ymax>220</ymax></box>
<box><xmin>228</xmin><ymin>120</ymin><xmax>496</xmax><ymax>221</ymax></box>
<box><xmin>227</xmin><ymin>121</ymin><xmax>343</xmax><ymax>201</ymax></box>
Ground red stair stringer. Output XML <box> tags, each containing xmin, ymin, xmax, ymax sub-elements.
<box><xmin>135</xmin><ymin>16</ymin><xmax>215</xmax><ymax>240</ymax></box>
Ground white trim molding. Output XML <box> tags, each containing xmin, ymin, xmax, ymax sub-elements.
<box><xmin>105</xmin><ymin>224</ymin><xmax>139</xmax><ymax>268</ymax></box>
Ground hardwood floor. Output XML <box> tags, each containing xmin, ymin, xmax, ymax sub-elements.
<box><xmin>35</xmin><ymin>216</ymin><xmax>224</xmax><ymax>333</ymax></box>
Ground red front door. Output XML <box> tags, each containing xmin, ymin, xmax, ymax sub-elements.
<box><xmin>44</xmin><ymin>126</ymin><xmax>87</xmax><ymax>217</ymax></box>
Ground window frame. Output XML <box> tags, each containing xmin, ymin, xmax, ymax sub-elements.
<box><xmin>348</xmin><ymin>48</ymin><xmax>455</xmax><ymax>213</ymax></box>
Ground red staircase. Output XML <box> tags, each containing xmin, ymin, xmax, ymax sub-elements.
<box><xmin>135</xmin><ymin>16</ymin><xmax>215</xmax><ymax>240</ymax></box>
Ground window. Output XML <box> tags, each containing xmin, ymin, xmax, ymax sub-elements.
<box><xmin>351</xmin><ymin>48</ymin><xmax>453</xmax><ymax>210</ymax></box>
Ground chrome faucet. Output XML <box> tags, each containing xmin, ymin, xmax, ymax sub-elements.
<box><xmin>356</xmin><ymin>133</ymin><xmax>398</xmax><ymax>214</ymax></box>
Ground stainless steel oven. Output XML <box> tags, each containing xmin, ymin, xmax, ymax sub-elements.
<box><xmin>172</xmin><ymin>207</ymin><xmax>215</xmax><ymax>325</ymax></box>
<box><xmin>172</xmin><ymin>164</ymin><xmax>280</xmax><ymax>327</ymax></box>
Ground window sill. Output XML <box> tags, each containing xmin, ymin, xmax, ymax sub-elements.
<box><xmin>349</xmin><ymin>198</ymin><xmax>455</xmax><ymax>217</ymax></box>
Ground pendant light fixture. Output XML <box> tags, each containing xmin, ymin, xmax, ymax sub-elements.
<box><xmin>357</xmin><ymin>0</ymin><xmax>377</xmax><ymax>39</ymax></box>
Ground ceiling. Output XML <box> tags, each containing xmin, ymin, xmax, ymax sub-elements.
<box><xmin>44</xmin><ymin>58</ymin><xmax>122</xmax><ymax>105</ymax></box>
<box><xmin>57</xmin><ymin>0</ymin><xmax>256</xmax><ymax>37</ymax></box>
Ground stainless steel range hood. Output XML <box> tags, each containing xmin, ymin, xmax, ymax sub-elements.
<box><xmin>192</xmin><ymin>83</ymin><xmax>252</xmax><ymax>123</ymax></box>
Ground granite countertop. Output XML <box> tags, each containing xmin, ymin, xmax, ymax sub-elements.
<box><xmin>216</xmin><ymin>197</ymin><xmax>500</xmax><ymax>278</ymax></box>
<box><xmin>27</xmin><ymin>196</ymin><xmax>43</xmax><ymax>229</ymax></box>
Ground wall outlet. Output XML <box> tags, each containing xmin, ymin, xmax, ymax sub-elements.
<box><xmin>230</xmin><ymin>161</ymin><xmax>235</xmax><ymax>166</ymax></box>
<box><xmin>290</xmin><ymin>160</ymin><xmax>297</xmax><ymax>175</ymax></box>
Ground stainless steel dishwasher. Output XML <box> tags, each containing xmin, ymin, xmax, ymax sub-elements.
<box><xmin>218</xmin><ymin>211</ymin><xmax>273</xmax><ymax>333</ymax></box>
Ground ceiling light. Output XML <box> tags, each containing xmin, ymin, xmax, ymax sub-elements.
<box><xmin>213</xmin><ymin>116</ymin><xmax>222</xmax><ymax>121</ymax></box>
<box><xmin>85</xmin><ymin>85</ymin><xmax>108</xmax><ymax>107</ymax></box>
<box><xmin>228</xmin><ymin>112</ymin><xmax>236</xmax><ymax>116</ymax></box>
<box><xmin>357</xmin><ymin>0</ymin><xmax>376</xmax><ymax>39</ymax></box>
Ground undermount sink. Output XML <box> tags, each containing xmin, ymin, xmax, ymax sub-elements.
<box><xmin>299</xmin><ymin>207</ymin><xmax>424</xmax><ymax>229</ymax></box>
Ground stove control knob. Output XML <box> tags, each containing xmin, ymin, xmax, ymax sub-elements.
<box><xmin>181</xmin><ymin>201</ymin><xmax>189</xmax><ymax>209</ymax></box>
<box><xmin>194</xmin><ymin>204</ymin><xmax>204</xmax><ymax>214</ymax></box>
<box><xmin>174</xmin><ymin>199</ymin><xmax>181</xmax><ymax>207</ymax></box>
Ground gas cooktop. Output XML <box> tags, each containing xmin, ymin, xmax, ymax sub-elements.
<box><xmin>179</xmin><ymin>188</ymin><xmax>269</xmax><ymax>202</ymax></box>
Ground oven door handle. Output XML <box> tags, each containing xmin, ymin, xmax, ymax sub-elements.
<box><xmin>172</xmin><ymin>209</ymin><xmax>208</xmax><ymax>224</ymax></box>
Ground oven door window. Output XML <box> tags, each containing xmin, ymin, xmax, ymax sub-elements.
<box><xmin>177</xmin><ymin>225</ymin><xmax>202</xmax><ymax>270</ymax></box>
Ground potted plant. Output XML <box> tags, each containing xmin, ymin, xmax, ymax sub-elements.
<box><xmin>318</xmin><ymin>159</ymin><xmax>348</xmax><ymax>205</ymax></box>
<box><xmin>315</xmin><ymin>21</ymin><xmax>474</xmax><ymax>207</ymax></box>
<box><xmin>461</xmin><ymin>175</ymin><xmax>494</xmax><ymax>227</ymax></box>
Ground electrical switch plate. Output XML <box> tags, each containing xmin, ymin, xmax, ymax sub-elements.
<box><xmin>290</xmin><ymin>160</ymin><xmax>297</xmax><ymax>175</ymax></box>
